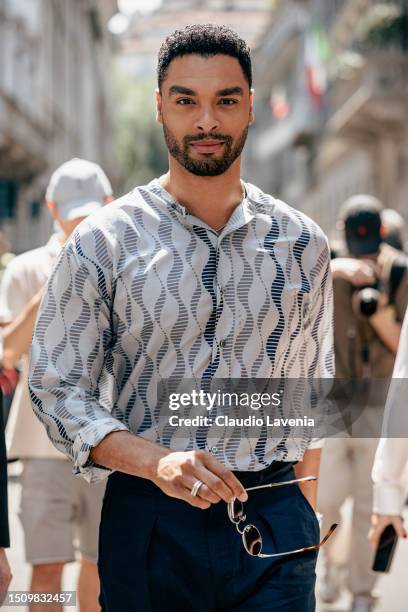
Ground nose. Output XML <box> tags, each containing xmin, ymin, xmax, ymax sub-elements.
<box><xmin>194</xmin><ymin>108</ymin><xmax>220</xmax><ymax>132</ymax></box>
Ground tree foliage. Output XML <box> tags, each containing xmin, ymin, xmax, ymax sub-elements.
<box><xmin>113</xmin><ymin>69</ymin><xmax>168</xmax><ymax>194</ymax></box>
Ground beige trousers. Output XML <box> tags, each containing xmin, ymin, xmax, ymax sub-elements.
<box><xmin>317</xmin><ymin>436</ymin><xmax>379</xmax><ymax>597</ymax></box>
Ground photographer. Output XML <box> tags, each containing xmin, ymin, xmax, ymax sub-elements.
<box><xmin>317</xmin><ymin>195</ymin><xmax>408</xmax><ymax>612</ymax></box>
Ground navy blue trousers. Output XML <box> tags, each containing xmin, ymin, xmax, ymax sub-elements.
<box><xmin>98</xmin><ymin>461</ymin><xmax>319</xmax><ymax>612</ymax></box>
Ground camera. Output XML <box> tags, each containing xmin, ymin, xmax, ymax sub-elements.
<box><xmin>352</xmin><ymin>281</ymin><xmax>383</xmax><ymax>318</ymax></box>
<box><xmin>339</xmin><ymin>195</ymin><xmax>387</xmax><ymax>318</ymax></box>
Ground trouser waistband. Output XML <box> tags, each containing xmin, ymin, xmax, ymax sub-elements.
<box><xmin>109</xmin><ymin>460</ymin><xmax>296</xmax><ymax>494</ymax></box>
<box><xmin>233</xmin><ymin>460</ymin><xmax>295</xmax><ymax>488</ymax></box>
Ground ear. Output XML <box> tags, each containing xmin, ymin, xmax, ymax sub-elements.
<box><xmin>249</xmin><ymin>88</ymin><xmax>255</xmax><ymax>125</ymax></box>
<box><xmin>47</xmin><ymin>201</ymin><xmax>58</xmax><ymax>220</ymax></box>
<box><xmin>156</xmin><ymin>88</ymin><xmax>163</xmax><ymax>124</ymax></box>
<box><xmin>380</xmin><ymin>223</ymin><xmax>388</xmax><ymax>239</ymax></box>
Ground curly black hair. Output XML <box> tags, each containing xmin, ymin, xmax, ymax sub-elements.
<box><xmin>157</xmin><ymin>24</ymin><xmax>252</xmax><ymax>91</ymax></box>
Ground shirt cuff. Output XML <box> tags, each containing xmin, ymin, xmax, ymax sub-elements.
<box><xmin>307</xmin><ymin>437</ymin><xmax>325</xmax><ymax>450</ymax></box>
<box><xmin>72</xmin><ymin>418</ymin><xmax>130</xmax><ymax>484</ymax></box>
<box><xmin>373</xmin><ymin>482</ymin><xmax>404</xmax><ymax>516</ymax></box>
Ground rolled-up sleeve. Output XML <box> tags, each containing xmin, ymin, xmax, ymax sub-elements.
<box><xmin>307</xmin><ymin>236</ymin><xmax>335</xmax><ymax>450</ymax></box>
<box><xmin>28</xmin><ymin>225</ymin><xmax>129</xmax><ymax>483</ymax></box>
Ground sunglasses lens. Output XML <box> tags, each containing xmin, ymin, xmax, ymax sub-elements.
<box><xmin>229</xmin><ymin>499</ymin><xmax>245</xmax><ymax>523</ymax></box>
<box><xmin>243</xmin><ymin>525</ymin><xmax>262</xmax><ymax>556</ymax></box>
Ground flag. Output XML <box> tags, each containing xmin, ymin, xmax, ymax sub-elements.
<box><xmin>270</xmin><ymin>85</ymin><xmax>290</xmax><ymax>119</ymax></box>
<box><xmin>305</xmin><ymin>19</ymin><xmax>330</xmax><ymax>110</ymax></box>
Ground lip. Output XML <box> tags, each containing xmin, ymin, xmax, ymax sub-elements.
<box><xmin>190</xmin><ymin>140</ymin><xmax>225</xmax><ymax>152</ymax></box>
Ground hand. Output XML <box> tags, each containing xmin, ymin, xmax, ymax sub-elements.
<box><xmin>298</xmin><ymin>480</ymin><xmax>317</xmax><ymax>512</ymax></box>
<box><xmin>293</xmin><ymin>447</ymin><xmax>320</xmax><ymax>513</ymax></box>
<box><xmin>151</xmin><ymin>450</ymin><xmax>248</xmax><ymax>510</ymax></box>
<box><xmin>0</xmin><ymin>547</ymin><xmax>12</xmax><ymax>606</ymax></box>
<box><xmin>368</xmin><ymin>513</ymin><xmax>407</xmax><ymax>550</ymax></box>
<box><xmin>331</xmin><ymin>258</ymin><xmax>378</xmax><ymax>286</ymax></box>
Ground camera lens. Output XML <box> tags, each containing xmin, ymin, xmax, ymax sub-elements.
<box><xmin>357</xmin><ymin>288</ymin><xmax>380</xmax><ymax>317</ymax></box>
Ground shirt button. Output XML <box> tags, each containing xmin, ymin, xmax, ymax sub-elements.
<box><xmin>219</xmin><ymin>339</ymin><xmax>227</xmax><ymax>348</ymax></box>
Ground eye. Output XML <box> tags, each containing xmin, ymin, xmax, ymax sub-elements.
<box><xmin>176</xmin><ymin>98</ymin><xmax>194</xmax><ymax>105</ymax></box>
<box><xmin>219</xmin><ymin>99</ymin><xmax>238</xmax><ymax>105</ymax></box>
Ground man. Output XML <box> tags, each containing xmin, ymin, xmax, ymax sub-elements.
<box><xmin>0</xmin><ymin>387</ymin><xmax>12</xmax><ymax>605</ymax></box>
<box><xmin>381</xmin><ymin>208</ymin><xmax>407</xmax><ymax>253</ymax></box>
<box><xmin>29</xmin><ymin>26</ymin><xmax>334</xmax><ymax>611</ymax></box>
<box><xmin>317</xmin><ymin>196</ymin><xmax>408</xmax><ymax>611</ymax></box>
<box><xmin>369</xmin><ymin>309</ymin><xmax>408</xmax><ymax>550</ymax></box>
<box><xmin>0</xmin><ymin>158</ymin><xmax>112</xmax><ymax>612</ymax></box>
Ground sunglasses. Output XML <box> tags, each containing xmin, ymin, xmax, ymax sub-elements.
<box><xmin>227</xmin><ymin>475</ymin><xmax>338</xmax><ymax>558</ymax></box>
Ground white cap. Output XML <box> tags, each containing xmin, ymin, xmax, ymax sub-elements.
<box><xmin>46</xmin><ymin>158</ymin><xmax>112</xmax><ymax>220</ymax></box>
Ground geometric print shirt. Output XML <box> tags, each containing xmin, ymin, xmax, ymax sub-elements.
<box><xmin>28</xmin><ymin>178</ymin><xmax>334</xmax><ymax>483</ymax></box>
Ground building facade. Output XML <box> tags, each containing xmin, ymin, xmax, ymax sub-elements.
<box><xmin>119</xmin><ymin>0</ymin><xmax>270</xmax><ymax>80</ymax></box>
<box><xmin>0</xmin><ymin>0</ymin><xmax>117</xmax><ymax>253</ymax></box>
<box><xmin>244</xmin><ymin>0</ymin><xmax>408</xmax><ymax>241</ymax></box>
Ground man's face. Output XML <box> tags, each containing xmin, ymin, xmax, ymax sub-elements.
<box><xmin>156</xmin><ymin>54</ymin><xmax>254</xmax><ymax>176</ymax></box>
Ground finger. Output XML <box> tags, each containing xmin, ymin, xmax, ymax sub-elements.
<box><xmin>360</xmin><ymin>262</ymin><xmax>376</xmax><ymax>278</ymax></box>
<box><xmin>392</xmin><ymin>517</ymin><xmax>407</xmax><ymax>539</ymax></box>
<box><xmin>368</xmin><ymin>527</ymin><xmax>380</xmax><ymax>551</ymax></box>
<box><xmin>358</xmin><ymin>273</ymin><xmax>375</xmax><ymax>285</ymax></box>
<box><xmin>158</xmin><ymin>477</ymin><xmax>212</xmax><ymax>509</ymax></box>
<box><xmin>184</xmin><ymin>475</ymin><xmax>222</xmax><ymax>504</ymax></box>
<box><xmin>178</xmin><ymin>486</ymin><xmax>211</xmax><ymax>510</ymax></box>
<box><xmin>202</xmin><ymin>454</ymin><xmax>248</xmax><ymax>502</ymax></box>
<box><xmin>193</xmin><ymin>466</ymin><xmax>237</xmax><ymax>503</ymax></box>
<box><xmin>370</xmin><ymin>262</ymin><xmax>381</xmax><ymax>277</ymax></box>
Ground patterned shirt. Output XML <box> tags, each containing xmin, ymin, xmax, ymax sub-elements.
<box><xmin>29</xmin><ymin>178</ymin><xmax>334</xmax><ymax>483</ymax></box>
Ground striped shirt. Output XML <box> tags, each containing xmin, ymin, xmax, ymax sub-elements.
<box><xmin>29</xmin><ymin>178</ymin><xmax>334</xmax><ymax>483</ymax></box>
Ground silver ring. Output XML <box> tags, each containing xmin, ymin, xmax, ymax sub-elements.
<box><xmin>191</xmin><ymin>480</ymin><xmax>204</xmax><ymax>497</ymax></box>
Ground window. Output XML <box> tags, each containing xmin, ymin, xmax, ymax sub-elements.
<box><xmin>0</xmin><ymin>180</ymin><xmax>18</xmax><ymax>220</ymax></box>
<box><xmin>30</xmin><ymin>200</ymin><xmax>41</xmax><ymax>219</ymax></box>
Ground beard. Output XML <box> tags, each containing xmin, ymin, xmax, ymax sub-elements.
<box><xmin>162</xmin><ymin>122</ymin><xmax>249</xmax><ymax>177</ymax></box>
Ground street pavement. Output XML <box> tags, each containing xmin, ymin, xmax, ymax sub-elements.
<box><xmin>316</xmin><ymin>503</ymin><xmax>408</xmax><ymax>612</ymax></box>
<box><xmin>4</xmin><ymin>474</ymin><xmax>78</xmax><ymax>612</ymax></box>
<box><xmin>4</xmin><ymin>470</ymin><xmax>408</xmax><ymax>612</ymax></box>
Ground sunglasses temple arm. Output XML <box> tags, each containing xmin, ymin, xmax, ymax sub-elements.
<box><xmin>303</xmin><ymin>523</ymin><xmax>339</xmax><ymax>551</ymax></box>
<box><xmin>256</xmin><ymin>524</ymin><xmax>339</xmax><ymax>559</ymax></box>
<box><xmin>319</xmin><ymin>523</ymin><xmax>339</xmax><ymax>546</ymax></box>
<box><xmin>244</xmin><ymin>475</ymin><xmax>317</xmax><ymax>492</ymax></box>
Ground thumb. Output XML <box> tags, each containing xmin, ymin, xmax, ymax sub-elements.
<box><xmin>392</xmin><ymin>516</ymin><xmax>407</xmax><ymax>539</ymax></box>
<box><xmin>369</xmin><ymin>525</ymin><xmax>381</xmax><ymax>551</ymax></box>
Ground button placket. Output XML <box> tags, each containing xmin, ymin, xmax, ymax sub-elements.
<box><xmin>215</xmin><ymin>237</ymin><xmax>231</xmax><ymax>352</ymax></box>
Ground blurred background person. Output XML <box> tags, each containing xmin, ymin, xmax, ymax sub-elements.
<box><xmin>317</xmin><ymin>194</ymin><xmax>408</xmax><ymax>612</ymax></box>
<box><xmin>0</xmin><ymin>158</ymin><xmax>113</xmax><ymax>612</ymax></box>
<box><xmin>0</xmin><ymin>231</ymin><xmax>15</xmax><ymax>283</ymax></box>
<box><xmin>0</xmin><ymin>386</ymin><xmax>12</xmax><ymax>605</ymax></box>
<box><xmin>369</xmin><ymin>309</ymin><xmax>408</xmax><ymax>551</ymax></box>
<box><xmin>381</xmin><ymin>209</ymin><xmax>407</xmax><ymax>255</ymax></box>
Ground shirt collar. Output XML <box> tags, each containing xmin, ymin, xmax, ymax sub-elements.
<box><xmin>150</xmin><ymin>177</ymin><xmax>256</xmax><ymax>235</ymax></box>
<box><xmin>45</xmin><ymin>233</ymin><xmax>64</xmax><ymax>258</ymax></box>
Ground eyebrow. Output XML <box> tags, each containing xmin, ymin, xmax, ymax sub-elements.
<box><xmin>168</xmin><ymin>85</ymin><xmax>245</xmax><ymax>97</ymax></box>
<box><xmin>168</xmin><ymin>85</ymin><xmax>196</xmax><ymax>96</ymax></box>
<box><xmin>216</xmin><ymin>87</ymin><xmax>244</xmax><ymax>96</ymax></box>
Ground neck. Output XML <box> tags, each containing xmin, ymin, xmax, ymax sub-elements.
<box><xmin>57</xmin><ymin>218</ymin><xmax>85</xmax><ymax>244</ymax></box>
<box><xmin>160</xmin><ymin>156</ymin><xmax>245</xmax><ymax>231</ymax></box>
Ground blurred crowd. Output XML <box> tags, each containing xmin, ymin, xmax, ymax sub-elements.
<box><xmin>0</xmin><ymin>157</ymin><xmax>408</xmax><ymax>612</ymax></box>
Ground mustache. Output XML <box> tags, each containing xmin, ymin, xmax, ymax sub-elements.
<box><xmin>183</xmin><ymin>133</ymin><xmax>232</xmax><ymax>144</ymax></box>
